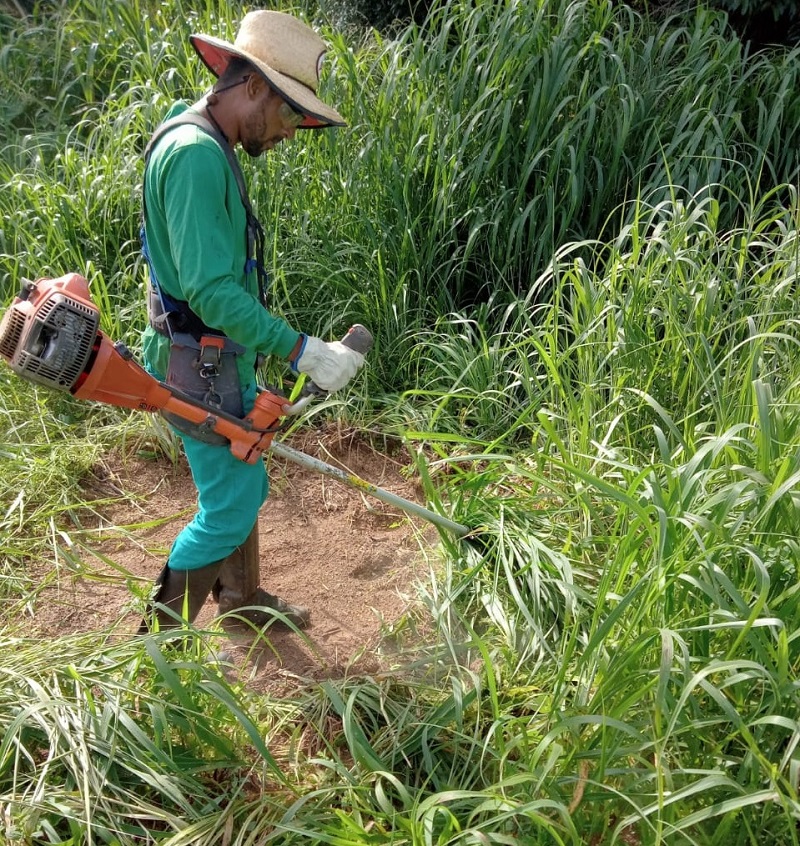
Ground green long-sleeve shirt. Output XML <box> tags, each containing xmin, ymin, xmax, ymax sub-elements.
<box><xmin>141</xmin><ymin>101</ymin><xmax>300</xmax><ymax>387</ymax></box>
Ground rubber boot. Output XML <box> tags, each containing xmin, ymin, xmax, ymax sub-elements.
<box><xmin>211</xmin><ymin>523</ymin><xmax>311</xmax><ymax>628</ymax></box>
<box><xmin>138</xmin><ymin>560</ymin><xmax>224</xmax><ymax>633</ymax></box>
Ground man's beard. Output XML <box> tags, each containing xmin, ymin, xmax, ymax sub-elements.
<box><xmin>242</xmin><ymin>138</ymin><xmax>266</xmax><ymax>157</ymax></box>
<box><xmin>241</xmin><ymin>112</ymin><xmax>272</xmax><ymax>157</ymax></box>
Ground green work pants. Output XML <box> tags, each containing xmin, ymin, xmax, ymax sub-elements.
<box><xmin>168</xmin><ymin>431</ymin><xmax>269</xmax><ymax>571</ymax></box>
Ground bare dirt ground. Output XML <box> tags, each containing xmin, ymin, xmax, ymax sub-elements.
<box><xmin>18</xmin><ymin>426</ymin><xmax>439</xmax><ymax>693</ymax></box>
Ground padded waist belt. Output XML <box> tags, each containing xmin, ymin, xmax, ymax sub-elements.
<box><xmin>147</xmin><ymin>283</ymin><xmax>217</xmax><ymax>341</ymax></box>
<box><xmin>147</xmin><ymin>283</ymin><xmax>171</xmax><ymax>337</ymax></box>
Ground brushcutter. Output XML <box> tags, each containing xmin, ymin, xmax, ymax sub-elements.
<box><xmin>0</xmin><ymin>273</ymin><xmax>470</xmax><ymax>538</ymax></box>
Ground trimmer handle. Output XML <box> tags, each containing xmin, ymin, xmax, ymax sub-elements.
<box><xmin>342</xmin><ymin>323</ymin><xmax>374</xmax><ymax>354</ymax></box>
<box><xmin>282</xmin><ymin>324</ymin><xmax>372</xmax><ymax>415</ymax></box>
<box><xmin>301</xmin><ymin>323</ymin><xmax>373</xmax><ymax>398</ymax></box>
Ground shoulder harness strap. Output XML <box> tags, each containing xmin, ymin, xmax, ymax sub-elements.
<box><xmin>141</xmin><ymin>111</ymin><xmax>269</xmax><ymax>314</ymax></box>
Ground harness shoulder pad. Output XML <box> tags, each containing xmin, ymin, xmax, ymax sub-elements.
<box><xmin>144</xmin><ymin>112</ymin><xmax>251</xmax><ymax>214</ymax></box>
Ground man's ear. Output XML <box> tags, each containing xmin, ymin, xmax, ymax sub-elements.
<box><xmin>246</xmin><ymin>74</ymin><xmax>268</xmax><ymax>100</ymax></box>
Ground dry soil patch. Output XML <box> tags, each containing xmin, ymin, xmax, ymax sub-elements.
<box><xmin>20</xmin><ymin>428</ymin><xmax>437</xmax><ymax>692</ymax></box>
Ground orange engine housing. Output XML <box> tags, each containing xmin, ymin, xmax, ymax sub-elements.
<box><xmin>0</xmin><ymin>273</ymin><xmax>286</xmax><ymax>464</ymax></box>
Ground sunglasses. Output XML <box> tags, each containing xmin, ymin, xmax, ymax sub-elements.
<box><xmin>278</xmin><ymin>100</ymin><xmax>305</xmax><ymax>128</ymax></box>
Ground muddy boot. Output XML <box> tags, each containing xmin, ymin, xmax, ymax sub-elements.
<box><xmin>211</xmin><ymin>524</ymin><xmax>311</xmax><ymax>629</ymax></box>
<box><xmin>138</xmin><ymin>560</ymin><xmax>224</xmax><ymax>633</ymax></box>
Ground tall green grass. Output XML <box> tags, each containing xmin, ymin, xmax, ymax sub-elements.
<box><xmin>0</xmin><ymin>629</ymin><xmax>309</xmax><ymax>843</ymax></box>
<box><xmin>5</xmin><ymin>0</ymin><xmax>800</xmax><ymax>378</ymax></box>
<box><xmin>270</xmin><ymin>0</ymin><xmax>800</xmax><ymax>332</ymax></box>
<box><xmin>2</xmin><ymin>0</ymin><xmax>800</xmax><ymax>842</ymax></box>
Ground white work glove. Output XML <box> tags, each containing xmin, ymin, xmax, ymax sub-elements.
<box><xmin>291</xmin><ymin>335</ymin><xmax>365</xmax><ymax>392</ymax></box>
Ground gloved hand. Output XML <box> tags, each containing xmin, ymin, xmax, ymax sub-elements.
<box><xmin>291</xmin><ymin>335</ymin><xmax>365</xmax><ymax>392</ymax></box>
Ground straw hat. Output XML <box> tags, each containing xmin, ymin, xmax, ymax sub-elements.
<box><xmin>190</xmin><ymin>11</ymin><xmax>345</xmax><ymax>129</ymax></box>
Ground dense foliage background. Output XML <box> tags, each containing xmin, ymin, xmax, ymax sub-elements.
<box><xmin>1</xmin><ymin>0</ymin><xmax>800</xmax><ymax>843</ymax></box>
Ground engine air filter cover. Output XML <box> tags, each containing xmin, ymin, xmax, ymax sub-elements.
<box><xmin>0</xmin><ymin>275</ymin><xmax>100</xmax><ymax>391</ymax></box>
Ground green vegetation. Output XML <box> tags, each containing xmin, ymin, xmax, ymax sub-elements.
<box><xmin>2</xmin><ymin>0</ymin><xmax>800</xmax><ymax>842</ymax></box>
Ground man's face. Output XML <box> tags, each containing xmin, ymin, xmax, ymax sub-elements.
<box><xmin>240</xmin><ymin>81</ymin><xmax>303</xmax><ymax>157</ymax></box>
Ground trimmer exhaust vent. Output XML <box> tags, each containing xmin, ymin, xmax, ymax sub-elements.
<box><xmin>0</xmin><ymin>308</ymin><xmax>25</xmax><ymax>361</ymax></box>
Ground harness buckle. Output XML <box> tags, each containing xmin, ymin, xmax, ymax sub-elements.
<box><xmin>195</xmin><ymin>335</ymin><xmax>225</xmax><ymax>374</ymax></box>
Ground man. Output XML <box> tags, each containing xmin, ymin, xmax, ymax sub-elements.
<box><xmin>138</xmin><ymin>11</ymin><xmax>363</xmax><ymax>632</ymax></box>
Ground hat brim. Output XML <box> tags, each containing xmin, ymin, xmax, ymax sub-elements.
<box><xmin>190</xmin><ymin>33</ymin><xmax>346</xmax><ymax>129</ymax></box>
